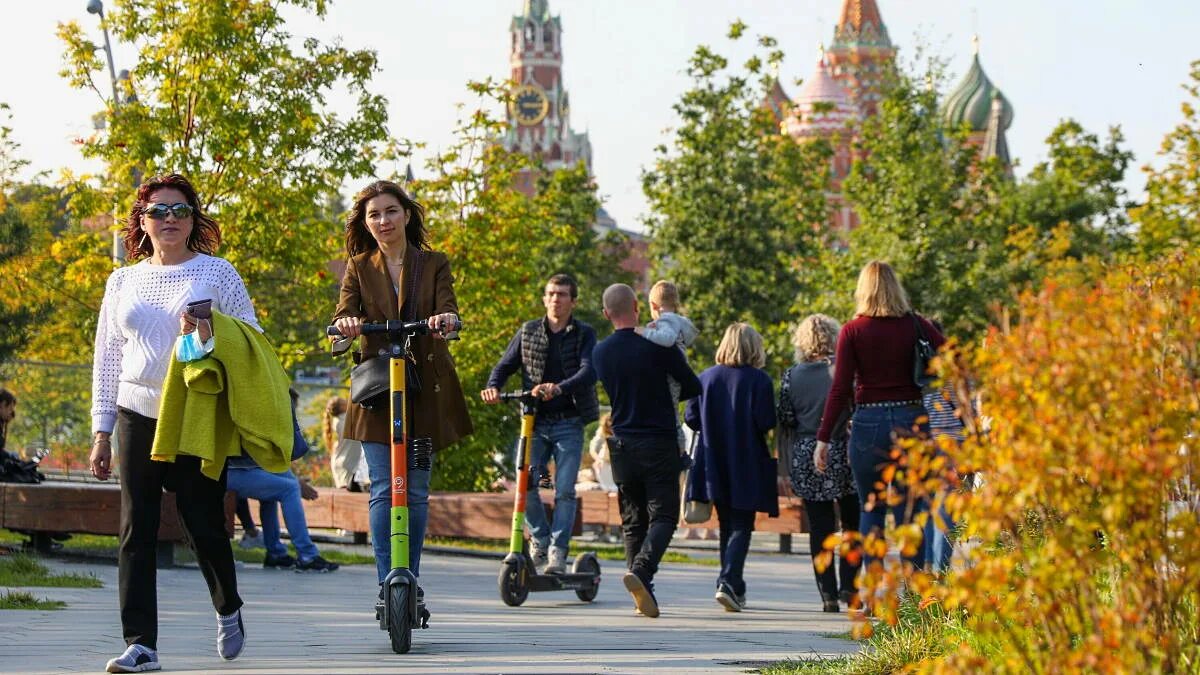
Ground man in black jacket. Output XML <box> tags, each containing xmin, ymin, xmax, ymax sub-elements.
<box><xmin>593</xmin><ymin>283</ymin><xmax>700</xmax><ymax>618</ymax></box>
<box><xmin>482</xmin><ymin>273</ymin><xmax>598</xmax><ymax>574</ymax></box>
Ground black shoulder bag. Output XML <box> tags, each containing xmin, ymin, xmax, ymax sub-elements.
<box><xmin>911</xmin><ymin>312</ymin><xmax>936</xmax><ymax>393</ymax></box>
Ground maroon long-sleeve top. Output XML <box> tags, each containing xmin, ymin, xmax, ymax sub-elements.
<box><xmin>815</xmin><ymin>314</ymin><xmax>946</xmax><ymax>443</ymax></box>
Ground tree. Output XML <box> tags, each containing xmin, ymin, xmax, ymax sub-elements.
<box><xmin>818</xmin><ymin>67</ymin><xmax>1134</xmax><ymax>338</ymax></box>
<box><xmin>0</xmin><ymin>104</ymin><xmax>44</xmax><ymax>363</ymax></box>
<box><xmin>1131</xmin><ymin>60</ymin><xmax>1200</xmax><ymax>259</ymax></box>
<box><xmin>643</xmin><ymin>22</ymin><xmax>832</xmax><ymax>366</ymax></box>
<box><xmin>56</xmin><ymin>0</ymin><xmax>391</xmax><ymax>363</ymax></box>
<box><xmin>410</xmin><ymin>80</ymin><xmax>609</xmax><ymax>491</ymax></box>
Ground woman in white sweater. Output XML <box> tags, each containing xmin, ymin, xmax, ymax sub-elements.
<box><xmin>89</xmin><ymin>173</ymin><xmax>258</xmax><ymax>674</ymax></box>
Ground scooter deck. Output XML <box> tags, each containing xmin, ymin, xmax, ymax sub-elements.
<box><xmin>527</xmin><ymin>571</ymin><xmax>600</xmax><ymax>593</ymax></box>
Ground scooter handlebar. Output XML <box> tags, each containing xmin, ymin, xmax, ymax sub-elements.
<box><xmin>498</xmin><ymin>390</ymin><xmax>535</xmax><ymax>401</ymax></box>
<box><xmin>326</xmin><ymin>318</ymin><xmax>462</xmax><ymax>339</ymax></box>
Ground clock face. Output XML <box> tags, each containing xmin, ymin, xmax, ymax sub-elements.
<box><xmin>511</xmin><ymin>84</ymin><xmax>550</xmax><ymax>126</ymax></box>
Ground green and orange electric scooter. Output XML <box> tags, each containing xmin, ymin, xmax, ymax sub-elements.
<box><xmin>496</xmin><ymin>390</ymin><xmax>601</xmax><ymax>606</ymax></box>
<box><xmin>330</xmin><ymin>318</ymin><xmax>458</xmax><ymax>653</ymax></box>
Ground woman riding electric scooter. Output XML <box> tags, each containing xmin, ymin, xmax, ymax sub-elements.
<box><xmin>331</xmin><ymin>179</ymin><xmax>472</xmax><ymax>651</ymax></box>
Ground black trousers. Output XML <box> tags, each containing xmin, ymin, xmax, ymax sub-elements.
<box><xmin>805</xmin><ymin>493</ymin><xmax>862</xmax><ymax>600</ymax></box>
<box><xmin>608</xmin><ymin>435</ymin><xmax>680</xmax><ymax>585</ymax></box>
<box><xmin>117</xmin><ymin>408</ymin><xmax>241</xmax><ymax>649</ymax></box>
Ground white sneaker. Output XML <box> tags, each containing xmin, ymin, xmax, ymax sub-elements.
<box><xmin>544</xmin><ymin>546</ymin><xmax>567</xmax><ymax>574</ymax></box>
<box><xmin>529</xmin><ymin>541</ymin><xmax>548</xmax><ymax>569</ymax></box>
<box><xmin>238</xmin><ymin>532</ymin><xmax>264</xmax><ymax>549</ymax></box>
<box><xmin>105</xmin><ymin>644</ymin><xmax>160</xmax><ymax>673</ymax></box>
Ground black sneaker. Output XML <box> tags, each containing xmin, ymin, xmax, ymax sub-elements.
<box><xmin>623</xmin><ymin>571</ymin><xmax>660</xmax><ymax>618</ymax></box>
<box><xmin>262</xmin><ymin>553</ymin><xmax>295</xmax><ymax>569</ymax></box>
<box><xmin>295</xmin><ymin>555</ymin><xmax>339</xmax><ymax>573</ymax></box>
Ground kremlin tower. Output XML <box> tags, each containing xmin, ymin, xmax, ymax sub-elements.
<box><xmin>504</xmin><ymin>0</ymin><xmax>592</xmax><ymax>195</ymax></box>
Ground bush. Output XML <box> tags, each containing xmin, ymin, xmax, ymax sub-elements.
<box><xmin>900</xmin><ymin>251</ymin><xmax>1200</xmax><ymax>672</ymax></box>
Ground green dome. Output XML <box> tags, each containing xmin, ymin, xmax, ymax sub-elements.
<box><xmin>942</xmin><ymin>54</ymin><xmax>1013</xmax><ymax>132</ymax></box>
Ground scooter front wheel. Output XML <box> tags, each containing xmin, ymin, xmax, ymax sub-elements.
<box><xmin>388</xmin><ymin>584</ymin><xmax>413</xmax><ymax>653</ymax></box>
<box><xmin>498</xmin><ymin>559</ymin><xmax>530</xmax><ymax>606</ymax></box>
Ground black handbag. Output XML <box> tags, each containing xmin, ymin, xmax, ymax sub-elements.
<box><xmin>911</xmin><ymin>312</ymin><xmax>936</xmax><ymax>393</ymax></box>
<box><xmin>350</xmin><ymin>355</ymin><xmax>389</xmax><ymax>410</ymax></box>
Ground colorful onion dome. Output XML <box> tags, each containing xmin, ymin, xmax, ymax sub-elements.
<box><xmin>942</xmin><ymin>42</ymin><xmax>1013</xmax><ymax>132</ymax></box>
<box><xmin>783</xmin><ymin>50</ymin><xmax>858</xmax><ymax>138</ymax></box>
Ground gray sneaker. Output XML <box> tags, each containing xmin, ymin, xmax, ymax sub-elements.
<box><xmin>529</xmin><ymin>541</ymin><xmax>548</xmax><ymax>569</ymax></box>
<box><xmin>216</xmin><ymin>609</ymin><xmax>245</xmax><ymax>660</ymax></box>
<box><xmin>105</xmin><ymin>644</ymin><xmax>160</xmax><ymax>673</ymax></box>
<box><xmin>544</xmin><ymin>546</ymin><xmax>567</xmax><ymax>574</ymax></box>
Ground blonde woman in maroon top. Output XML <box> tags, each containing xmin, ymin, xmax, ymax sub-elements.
<box><xmin>814</xmin><ymin>261</ymin><xmax>945</xmax><ymax>572</ymax></box>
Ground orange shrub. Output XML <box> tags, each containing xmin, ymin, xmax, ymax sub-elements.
<box><xmin>906</xmin><ymin>252</ymin><xmax>1200</xmax><ymax>672</ymax></box>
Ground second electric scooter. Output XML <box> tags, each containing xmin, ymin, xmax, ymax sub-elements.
<box><xmin>330</xmin><ymin>317</ymin><xmax>458</xmax><ymax>653</ymax></box>
<box><xmin>497</xmin><ymin>390</ymin><xmax>601</xmax><ymax>607</ymax></box>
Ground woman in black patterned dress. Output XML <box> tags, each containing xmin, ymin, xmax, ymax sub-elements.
<box><xmin>777</xmin><ymin>314</ymin><xmax>861</xmax><ymax>612</ymax></box>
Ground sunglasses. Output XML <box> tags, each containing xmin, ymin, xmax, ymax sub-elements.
<box><xmin>143</xmin><ymin>202</ymin><xmax>194</xmax><ymax>220</ymax></box>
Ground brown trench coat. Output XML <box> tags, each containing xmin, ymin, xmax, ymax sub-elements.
<box><xmin>333</xmin><ymin>246</ymin><xmax>473</xmax><ymax>450</ymax></box>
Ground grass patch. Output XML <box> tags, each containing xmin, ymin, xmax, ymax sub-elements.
<box><xmin>0</xmin><ymin>554</ymin><xmax>102</xmax><ymax>588</ymax></box>
<box><xmin>0</xmin><ymin>529</ymin><xmax>121</xmax><ymax>556</ymax></box>
<box><xmin>425</xmin><ymin>536</ymin><xmax>719</xmax><ymax>566</ymax></box>
<box><xmin>759</xmin><ymin>595</ymin><xmax>975</xmax><ymax>675</ymax></box>
<box><xmin>0</xmin><ymin>590</ymin><xmax>66</xmax><ymax>610</ymax></box>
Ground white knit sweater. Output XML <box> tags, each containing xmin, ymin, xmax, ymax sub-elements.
<box><xmin>90</xmin><ymin>254</ymin><xmax>260</xmax><ymax>434</ymax></box>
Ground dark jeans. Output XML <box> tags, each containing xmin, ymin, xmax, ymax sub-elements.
<box><xmin>848</xmin><ymin>403</ymin><xmax>929</xmax><ymax>570</ymax></box>
<box><xmin>608</xmin><ymin>435</ymin><xmax>680</xmax><ymax>585</ymax></box>
<box><xmin>805</xmin><ymin>494</ymin><xmax>862</xmax><ymax>600</ymax></box>
<box><xmin>117</xmin><ymin>408</ymin><xmax>241</xmax><ymax>650</ymax></box>
<box><xmin>714</xmin><ymin>502</ymin><xmax>755</xmax><ymax>597</ymax></box>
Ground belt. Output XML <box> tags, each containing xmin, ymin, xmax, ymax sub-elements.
<box><xmin>857</xmin><ymin>399</ymin><xmax>923</xmax><ymax>409</ymax></box>
<box><xmin>537</xmin><ymin>411</ymin><xmax>580</xmax><ymax>423</ymax></box>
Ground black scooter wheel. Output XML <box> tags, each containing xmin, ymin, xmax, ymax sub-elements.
<box><xmin>388</xmin><ymin>584</ymin><xmax>413</xmax><ymax>653</ymax></box>
<box><xmin>499</xmin><ymin>559</ymin><xmax>529</xmax><ymax>606</ymax></box>
<box><xmin>572</xmin><ymin>554</ymin><xmax>601</xmax><ymax>602</ymax></box>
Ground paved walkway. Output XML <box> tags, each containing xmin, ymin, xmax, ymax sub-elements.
<box><xmin>1</xmin><ymin>548</ymin><xmax>858</xmax><ymax>674</ymax></box>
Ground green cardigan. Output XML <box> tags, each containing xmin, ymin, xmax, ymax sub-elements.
<box><xmin>152</xmin><ymin>312</ymin><xmax>291</xmax><ymax>480</ymax></box>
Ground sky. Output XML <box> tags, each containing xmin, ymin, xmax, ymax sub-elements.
<box><xmin>2</xmin><ymin>1</ymin><xmax>1198</xmax><ymax>233</ymax></box>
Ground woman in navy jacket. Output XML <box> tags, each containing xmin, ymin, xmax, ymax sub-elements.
<box><xmin>684</xmin><ymin>322</ymin><xmax>777</xmax><ymax>613</ymax></box>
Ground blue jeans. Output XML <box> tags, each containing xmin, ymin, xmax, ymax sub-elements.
<box><xmin>715</xmin><ymin>502</ymin><xmax>755</xmax><ymax>597</ymax></box>
<box><xmin>362</xmin><ymin>441</ymin><xmax>432</xmax><ymax>584</ymax></box>
<box><xmin>226</xmin><ymin>467</ymin><xmax>319</xmax><ymax>562</ymax></box>
<box><xmin>848</xmin><ymin>403</ymin><xmax>929</xmax><ymax>570</ymax></box>
<box><xmin>525</xmin><ymin>417</ymin><xmax>584</xmax><ymax>551</ymax></box>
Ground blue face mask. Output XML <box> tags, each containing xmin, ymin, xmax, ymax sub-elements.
<box><xmin>175</xmin><ymin>326</ymin><xmax>214</xmax><ymax>363</ymax></box>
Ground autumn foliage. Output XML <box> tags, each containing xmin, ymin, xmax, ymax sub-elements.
<box><xmin>893</xmin><ymin>252</ymin><xmax>1200</xmax><ymax>672</ymax></box>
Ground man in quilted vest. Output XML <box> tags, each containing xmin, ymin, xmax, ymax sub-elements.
<box><xmin>482</xmin><ymin>273</ymin><xmax>599</xmax><ymax>574</ymax></box>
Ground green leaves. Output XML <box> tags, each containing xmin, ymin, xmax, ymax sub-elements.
<box><xmin>644</xmin><ymin>26</ymin><xmax>831</xmax><ymax>367</ymax></box>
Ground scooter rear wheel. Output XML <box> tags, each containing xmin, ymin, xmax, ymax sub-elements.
<box><xmin>572</xmin><ymin>554</ymin><xmax>601</xmax><ymax>602</ymax></box>
<box><xmin>499</xmin><ymin>559</ymin><xmax>529</xmax><ymax>606</ymax></box>
<box><xmin>388</xmin><ymin>584</ymin><xmax>413</xmax><ymax>653</ymax></box>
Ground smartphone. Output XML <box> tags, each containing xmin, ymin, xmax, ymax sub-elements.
<box><xmin>186</xmin><ymin>298</ymin><xmax>213</xmax><ymax>320</ymax></box>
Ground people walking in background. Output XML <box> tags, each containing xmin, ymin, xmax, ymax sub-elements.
<box><xmin>324</xmin><ymin>396</ymin><xmax>365</xmax><ymax>492</ymax></box>
<box><xmin>684</xmin><ymin>323</ymin><xmax>777</xmax><ymax>613</ymax></box>
<box><xmin>777</xmin><ymin>314</ymin><xmax>861</xmax><ymax>613</ymax></box>
<box><xmin>88</xmin><ymin>173</ymin><xmax>258</xmax><ymax>672</ymax></box>
<box><xmin>922</xmin><ymin>320</ymin><xmax>966</xmax><ymax>576</ymax></box>
<box><xmin>481</xmin><ymin>273</ymin><xmax>598</xmax><ymax>574</ymax></box>
<box><xmin>593</xmin><ymin>284</ymin><xmax>701</xmax><ymax>618</ymax></box>
<box><xmin>586</xmin><ymin>413</ymin><xmax>617</xmax><ymax>492</ymax></box>
<box><xmin>331</xmin><ymin>179</ymin><xmax>473</xmax><ymax>618</ymax></box>
<box><xmin>815</xmin><ymin>261</ymin><xmax>945</xmax><ymax>577</ymax></box>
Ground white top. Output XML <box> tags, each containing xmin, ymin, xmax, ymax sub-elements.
<box><xmin>641</xmin><ymin>312</ymin><xmax>699</xmax><ymax>349</ymax></box>
<box><xmin>90</xmin><ymin>254</ymin><xmax>260</xmax><ymax>434</ymax></box>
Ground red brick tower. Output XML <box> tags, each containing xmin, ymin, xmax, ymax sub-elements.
<box><xmin>504</xmin><ymin>0</ymin><xmax>592</xmax><ymax>195</ymax></box>
<box><xmin>825</xmin><ymin>0</ymin><xmax>896</xmax><ymax>116</ymax></box>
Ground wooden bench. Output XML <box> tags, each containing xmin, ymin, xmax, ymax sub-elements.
<box><xmin>0</xmin><ymin>481</ymin><xmax>235</xmax><ymax>566</ymax></box>
<box><xmin>287</xmin><ymin>488</ymin><xmax>805</xmax><ymax>552</ymax></box>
